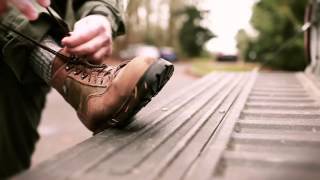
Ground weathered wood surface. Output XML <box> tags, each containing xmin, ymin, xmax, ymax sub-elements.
<box><xmin>15</xmin><ymin>71</ymin><xmax>320</xmax><ymax>180</ymax></box>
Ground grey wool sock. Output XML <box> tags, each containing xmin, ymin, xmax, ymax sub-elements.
<box><xmin>29</xmin><ymin>36</ymin><xmax>62</xmax><ymax>84</ymax></box>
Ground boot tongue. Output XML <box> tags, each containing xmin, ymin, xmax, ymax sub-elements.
<box><xmin>51</xmin><ymin>49</ymin><xmax>72</xmax><ymax>76</ymax></box>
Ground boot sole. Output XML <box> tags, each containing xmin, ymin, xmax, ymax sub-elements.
<box><xmin>112</xmin><ymin>58</ymin><xmax>174</xmax><ymax>128</ymax></box>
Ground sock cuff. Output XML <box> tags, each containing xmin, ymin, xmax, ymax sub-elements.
<box><xmin>30</xmin><ymin>36</ymin><xmax>62</xmax><ymax>84</ymax></box>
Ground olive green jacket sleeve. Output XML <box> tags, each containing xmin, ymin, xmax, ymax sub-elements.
<box><xmin>0</xmin><ymin>0</ymin><xmax>125</xmax><ymax>83</ymax></box>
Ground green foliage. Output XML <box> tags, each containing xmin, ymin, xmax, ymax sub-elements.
<box><xmin>236</xmin><ymin>29</ymin><xmax>251</xmax><ymax>60</ymax></box>
<box><xmin>237</xmin><ymin>0</ymin><xmax>308</xmax><ymax>71</ymax></box>
<box><xmin>178</xmin><ymin>6</ymin><xmax>215</xmax><ymax>57</ymax></box>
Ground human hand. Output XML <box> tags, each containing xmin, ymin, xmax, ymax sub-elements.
<box><xmin>0</xmin><ymin>0</ymin><xmax>50</xmax><ymax>20</ymax></box>
<box><xmin>61</xmin><ymin>15</ymin><xmax>113</xmax><ymax>64</ymax></box>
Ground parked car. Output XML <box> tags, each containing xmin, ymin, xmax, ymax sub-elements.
<box><xmin>160</xmin><ymin>47</ymin><xmax>178</xmax><ymax>62</ymax></box>
<box><xmin>216</xmin><ymin>52</ymin><xmax>238</xmax><ymax>62</ymax></box>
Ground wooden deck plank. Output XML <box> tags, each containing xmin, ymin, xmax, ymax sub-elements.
<box><xmin>15</xmin><ymin>71</ymin><xmax>320</xmax><ymax>180</ymax></box>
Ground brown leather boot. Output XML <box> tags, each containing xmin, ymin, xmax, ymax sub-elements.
<box><xmin>50</xmin><ymin>51</ymin><xmax>174</xmax><ymax>133</ymax></box>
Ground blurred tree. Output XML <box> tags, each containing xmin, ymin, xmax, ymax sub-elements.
<box><xmin>178</xmin><ymin>6</ymin><xmax>214</xmax><ymax>57</ymax></box>
<box><xmin>237</xmin><ymin>0</ymin><xmax>308</xmax><ymax>70</ymax></box>
<box><xmin>167</xmin><ymin>0</ymin><xmax>186</xmax><ymax>47</ymax></box>
<box><xmin>114</xmin><ymin>0</ymin><xmax>214</xmax><ymax>58</ymax></box>
<box><xmin>236</xmin><ymin>29</ymin><xmax>251</xmax><ymax>61</ymax></box>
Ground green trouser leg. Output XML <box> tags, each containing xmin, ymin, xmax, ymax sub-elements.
<box><xmin>0</xmin><ymin>60</ymin><xmax>50</xmax><ymax>178</ymax></box>
<box><xmin>0</xmin><ymin>1</ymin><xmax>125</xmax><ymax>178</ymax></box>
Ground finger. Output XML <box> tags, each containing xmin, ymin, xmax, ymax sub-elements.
<box><xmin>105</xmin><ymin>44</ymin><xmax>112</xmax><ymax>56</ymax></box>
<box><xmin>89</xmin><ymin>46</ymin><xmax>111</xmax><ymax>64</ymax></box>
<box><xmin>66</xmin><ymin>35</ymin><xmax>111</xmax><ymax>55</ymax></box>
<box><xmin>36</xmin><ymin>0</ymin><xmax>50</xmax><ymax>7</ymax></box>
<box><xmin>61</xmin><ymin>26</ymin><xmax>104</xmax><ymax>48</ymax></box>
<box><xmin>0</xmin><ymin>0</ymin><xmax>7</xmax><ymax>14</ymax></box>
<box><xmin>11</xmin><ymin>0</ymin><xmax>38</xmax><ymax>20</ymax></box>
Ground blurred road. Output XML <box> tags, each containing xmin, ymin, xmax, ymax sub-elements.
<box><xmin>32</xmin><ymin>62</ymin><xmax>198</xmax><ymax>165</ymax></box>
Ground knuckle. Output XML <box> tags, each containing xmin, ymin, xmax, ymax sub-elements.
<box><xmin>95</xmin><ymin>51</ymin><xmax>105</xmax><ymax>60</ymax></box>
<box><xmin>104</xmin><ymin>36</ymin><xmax>111</xmax><ymax>44</ymax></box>
<box><xmin>19</xmin><ymin>5</ymin><xmax>30</xmax><ymax>14</ymax></box>
<box><xmin>68</xmin><ymin>48</ymin><xmax>78</xmax><ymax>53</ymax></box>
<box><xmin>107</xmin><ymin>49</ymin><xmax>112</xmax><ymax>55</ymax></box>
<box><xmin>86</xmin><ymin>45</ymin><xmax>96</xmax><ymax>54</ymax></box>
<box><xmin>64</xmin><ymin>40</ymin><xmax>74</xmax><ymax>48</ymax></box>
<box><xmin>91</xmin><ymin>54</ymin><xmax>101</xmax><ymax>62</ymax></box>
<box><xmin>101</xmin><ymin>38</ymin><xmax>109</xmax><ymax>47</ymax></box>
<box><xmin>93</xmin><ymin>55</ymin><xmax>100</xmax><ymax>61</ymax></box>
<box><xmin>77</xmin><ymin>34</ymin><xmax>89</xmax><ymax>43</ymax></box>
<box><xmin>77</xmin><ymin>33</ymin><xmax>86</xmax><ymax>40</ymax></box>
<box><xmin>108</xmin><ymin>37</ymin><xmax>113</xmax><ymax>44</ymax></box>
<box><xmin>97</xmin><ymin>25</ymin><xmax>105</xmax><ymax>33</ymax></box>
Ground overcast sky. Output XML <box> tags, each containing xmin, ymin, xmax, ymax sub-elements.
<box><xmin>202</xmin><ymin>0</ymin><xmax>258</xmax><ymax>53</ymax></box>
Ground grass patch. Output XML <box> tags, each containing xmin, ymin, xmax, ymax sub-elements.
<box><xmin>189</xmin><ymin>58</ymin><xmax>259</xmax><ymax>77</ymax></box>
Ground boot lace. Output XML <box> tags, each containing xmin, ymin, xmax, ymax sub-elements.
<box><xmin>64</xmin><ymin>58</ymin><xmax>129</xmax><ymax>85</ymax></box>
